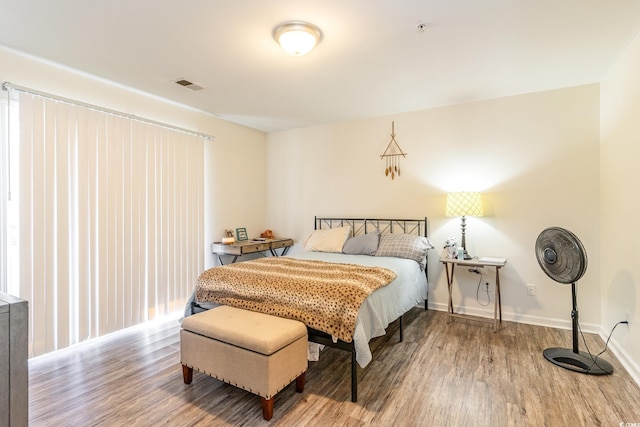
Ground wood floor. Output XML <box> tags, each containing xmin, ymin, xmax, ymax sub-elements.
<box><xmin>29</xmin><ymin>309</ymin><xmax>640</xmax><ymax>426</ymax></box>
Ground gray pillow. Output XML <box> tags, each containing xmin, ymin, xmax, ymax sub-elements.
<box><xmin>342</xmin><ymin>230</ymin><xmax>380</xmax><ymax>255</ymax></box>
<box><xmin>375</xmin><ymin>234</ymin><xmax>434</xmax><ymax>265</ymax></box>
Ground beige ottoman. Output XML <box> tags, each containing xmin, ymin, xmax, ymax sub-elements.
<box><xmin>180</xmin><ymin>306</ymin><xmax>308</xmax><ymax>421</ymax></box>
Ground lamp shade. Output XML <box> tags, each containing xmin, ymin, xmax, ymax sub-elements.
<box><xmin>273</xmin><ymin>21</ymin><xmax>322</xmax><ymax>56</ymax></box>
<box><xmin>445</xmin><ymin>192</ymin><xmax>484</xmax><ymax>217</ymax></box>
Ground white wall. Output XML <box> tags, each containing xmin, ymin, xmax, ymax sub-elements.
<box><xmin>266</xmin><ymin>84</ymin><xmax>602</xmax><ymax>329</ymax></box>
<box><xmin>0</xmin><ymin>46</ymin><xmax>267</xmax><ymax>271</ymax></box>
<box><xmin>600</xmin><ymin>31</ymin><xmax>640</xmax><ymax>383</ymax></box>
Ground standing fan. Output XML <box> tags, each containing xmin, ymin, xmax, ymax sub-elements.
<box><xmin>535</xmin><ymin>227</ymin><xmax>613</xmax><ymax>375</ymax></box>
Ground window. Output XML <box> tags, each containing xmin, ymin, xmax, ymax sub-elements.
<box><xmin>1</xmin><ymin>86</ymin><xmax>207</xmax><ymax>357</ymax></box>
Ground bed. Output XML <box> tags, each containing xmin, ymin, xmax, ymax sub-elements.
<box><xmin>187</xmin><ymin>216</ymin><xmax>431</xmax><ymax>402</ymax></box>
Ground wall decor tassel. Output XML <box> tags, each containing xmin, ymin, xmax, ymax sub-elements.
<box><xmin>380</xmin><ymin>121</ymin><xmax>407</xmax><ymax>180</ymax></box>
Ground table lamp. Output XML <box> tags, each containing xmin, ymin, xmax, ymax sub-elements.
<box><xmin>445</xmin><ymin>192</ymin><xmax>484</xmax><ymax>260</ymax></box>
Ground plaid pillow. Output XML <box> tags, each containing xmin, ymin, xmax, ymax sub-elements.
<box><xmin>375</xmin><ymin>234</ymin><xmax>434</xmax><ymax>266</ymax></box>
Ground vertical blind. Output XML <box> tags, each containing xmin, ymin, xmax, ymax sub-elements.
<box><xmin>2</xmin><ymin>88</ymin><xmax>206</xmax><ymax>357</ymax></box>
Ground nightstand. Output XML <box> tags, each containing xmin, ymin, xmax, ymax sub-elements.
<box><xmin>211</xmin><ymin>238</ymin><xmax>293</xmax><ymax>265</ymax></box>
<box><xmin>440</xmin><ymin>256</ymin><xmax>507</xmax><ymax>332</ymax></box>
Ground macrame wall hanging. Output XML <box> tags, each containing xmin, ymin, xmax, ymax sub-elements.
<box><xmin>380</xmin><ymin>121</ymin><xmax>407</xmax><ymax>180</ymax></box>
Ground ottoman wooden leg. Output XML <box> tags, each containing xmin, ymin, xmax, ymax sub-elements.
<box><xmin>261</xmin><ymin>397</ymin><xmax>274</xmax><ymax>421</ymax></box>
<box><xmin>182</xmin><ymin>365</ymin><xmax>193</xmax><ymax>384</ymax></box>
<box><xmin>295</xmin><ymin>372</ymin><xmax>305</xmax><ymax>393</ymax></box>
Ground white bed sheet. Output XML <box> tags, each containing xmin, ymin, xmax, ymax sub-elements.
<box><xmin>288</xmin><ymin>252</ymin><xmax>427</xmax><ymax>368</ymax></box>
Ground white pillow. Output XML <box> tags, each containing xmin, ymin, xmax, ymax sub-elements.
<box><xmin>303</xmin><ymin>226</ymin><xmax>352</xmax><ymax>253</ymax></box>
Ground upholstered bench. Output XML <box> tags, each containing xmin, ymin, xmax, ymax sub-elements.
<box><xmin>180</xmin><ymin>306</ymin><xmax>308</xmax><ymax>421</ymax></box>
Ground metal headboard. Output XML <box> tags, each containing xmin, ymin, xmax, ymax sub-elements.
<box><xmin>314</xmin><ymin>216</ymin><xmax>428</xmax><ymax>238</ymax></box>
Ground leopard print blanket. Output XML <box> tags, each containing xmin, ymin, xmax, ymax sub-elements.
<box><xmin>195</xmin><ymin>257</ymin><xmax>397</xmax><ymax>342</ymax></box>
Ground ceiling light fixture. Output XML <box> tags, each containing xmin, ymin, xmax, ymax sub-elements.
<box><xmin>273</xmin><ymin>21</ymin><xmax>322</xmax><ymax>56</ymax></box>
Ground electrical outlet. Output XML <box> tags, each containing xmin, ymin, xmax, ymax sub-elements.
<box><xmin>527</xmin><ymin>284</ymin><xmax>536</xmax><ymax>296</ymax></box>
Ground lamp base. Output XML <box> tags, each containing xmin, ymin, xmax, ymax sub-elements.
<box><xmin>459</xmin><ymin>217</ymin><xmax>474</xmax><ymax>260</ymax></box>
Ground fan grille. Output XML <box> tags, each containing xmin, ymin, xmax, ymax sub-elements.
<box><xmin>535</xmin><ymin>227</ymin><xmax>587</xmax><ymax>284</ymax></box>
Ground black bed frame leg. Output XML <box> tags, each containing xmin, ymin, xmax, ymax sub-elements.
<box><xmin>399</xmin><ymin>316</ymin><xmax>403</xmax><ymax>342</ymax></box>
<box><xmin>351</xmin><ymin>351</ymin><xmax>357</xmax><ymax>402</ymax></box>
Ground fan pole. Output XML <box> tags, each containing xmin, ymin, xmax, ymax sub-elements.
<box><xmin>571</xmin><ymin>282</ymin><xmax>579</xmax><ymax>354</ymax></box>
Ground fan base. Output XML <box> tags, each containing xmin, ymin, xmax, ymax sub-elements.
<box><xmin>543</xmin><ymin>347</ymin><xmax>613</xmax><ymax>375</ymax></box>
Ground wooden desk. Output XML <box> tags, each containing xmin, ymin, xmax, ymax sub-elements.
<box><xmin>440</xmin><ymin>257</ymin><xmax>507</xmax><ymax>332</ymax></box>
<box><xmin>211</xmin><ymin>238</ymin><xmax>293</xmax><ymax>265</ymax></box>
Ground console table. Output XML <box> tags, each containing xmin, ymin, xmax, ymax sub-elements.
<box><xmin>440</xmin><ymin>257</ymin><xmax>507</xmax><ymax>332</ymax></box>
<box><xmin>211</xmin><ymin>238</ymin><xmax>293</xmax><ymax>265</ymax></box>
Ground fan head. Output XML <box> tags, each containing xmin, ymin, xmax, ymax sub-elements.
<box><xmin>535</xmin><ymin>227</ymin><xmax>587</xmax><ymax>284</ymax></box>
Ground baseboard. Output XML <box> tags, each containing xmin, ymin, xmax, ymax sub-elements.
<box><xmin>427</xmin><ymin>302</ymin><xmax>600</xmax><ymax>332</ymax></box>
<box><xmin>600</xmin><ymin>327</ymin><xmax>640</xmax><ymax>386</ymax></box>
<box><xmin>427</xmin><ymin>302</ymin><xmax>640</xmax><ymax>388</ymax></box>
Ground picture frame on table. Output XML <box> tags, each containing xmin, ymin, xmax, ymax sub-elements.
<box><xmin>235</xmin><ymin>227</ymin><xmax>248</xmax><ymax>241</ymax></box>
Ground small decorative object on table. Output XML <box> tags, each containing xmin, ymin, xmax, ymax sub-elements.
<box><xmin>222</xmin><ymin>229</ymin><xmax>235</xmax><ymax>245</ymax></box>
<box><xmin>442</xmin><ymin>236</ymin><xmax>457</xmax><ymax>259</ymax></box>
<box><xmin>260</xmin><ymin>229</ymin><xmax>274</xmax><ymax>239</ymax></box>
<box><xmin>236</xmin><ymin>227</ymin><xmax>248</xmax><ymax>241</ymax></box>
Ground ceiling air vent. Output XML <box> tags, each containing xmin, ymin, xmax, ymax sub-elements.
<box><xmin>174</xmin><ymin>79</ymin><xmax>204</xmax><ymax>91</ymax></box>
